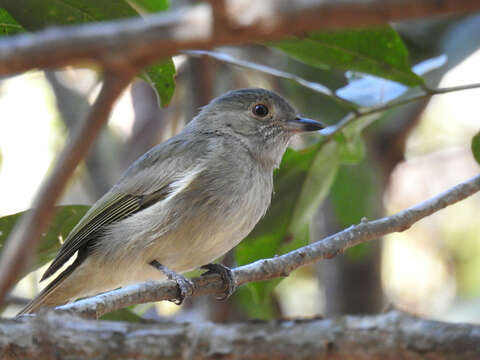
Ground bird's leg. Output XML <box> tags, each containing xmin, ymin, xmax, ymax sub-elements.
<box><xmin>149</xmin><ymin>260</ymin><xmax>193</xmax><ymax>305</ymax></box>
<box><xmin>200</xmin><ymin>263</ymin><xmax>236</xmax><ymax>300</ymax></box>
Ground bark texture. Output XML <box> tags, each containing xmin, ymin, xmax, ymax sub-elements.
<box><xmin>2</xmin><ymin>311</ymin><xmax>480</xmax><ymax>359</ymax></box>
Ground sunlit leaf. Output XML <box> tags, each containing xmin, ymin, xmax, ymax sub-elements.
<box><xmin>337</xmin><ymin>54</ymin><xmax>447</xmax><ymax>106</ymax></box>
<box><xmin>0</xmin><ymin>8</ymin><xmax>23</xmax><ymax>35</ymax></box>
<box><xmin>0</xmin><ymin>205</ymin><xmax>89</xmax><ymax>278</ymax></box>
<box><xmin>272</xmin><ymin>26</ymin><xmax>424</xmax><ymax>86</ymax></box>
<box><xmin>128</xmin><ymin>0</ymin><xmax>169</xmax><ymax>13</ymax></box>
<box><xmin>140</xmin><ymin>59</ymin><xmax>176</xmax><ymax>107</ymax></box>
<box><xmin>332</xmin><ymin>113</ymin><xmax>380</xmax><ymax>165</ymax></box>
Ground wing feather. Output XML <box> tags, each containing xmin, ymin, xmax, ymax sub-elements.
<box><xmin>41</xmin><ymin>189</ymin><xmax>168</xmax><ymax>281</ymax></box>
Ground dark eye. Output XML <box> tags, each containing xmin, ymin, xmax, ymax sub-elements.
<box><xmin>252</xmin><ymin>104</ymin><xmax>269</xmax><ymax>117</ymax></box>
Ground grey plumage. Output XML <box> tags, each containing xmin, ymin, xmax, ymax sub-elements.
<box><xmin>18</xmin><ymin>88</ymin><xmax>324</xmax><ymax>314</ymax></box>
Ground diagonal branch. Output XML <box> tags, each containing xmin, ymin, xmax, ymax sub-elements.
<box><xmin>1</xmin><ymin>0</ymin><xmax>480</xmax><ymax>75</ymax></box>
<box><xmin>0</xmin><ymin>70</ymin><xmax>135</xmax><ymax>305</ymax></box>
<box><xmin>56</xmin><ymin>173</ymin><xmax>480</xmax><ymax>319</ymax></box>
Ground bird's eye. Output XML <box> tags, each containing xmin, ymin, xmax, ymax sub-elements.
<box><xmin>252</xmin><ymin>104</ymin><xmax>269</xmax><ymax>117</ymax></box>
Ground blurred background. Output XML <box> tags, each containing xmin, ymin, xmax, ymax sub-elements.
<box><xmin>1</xmin><ymin>9</ymin><xmax>480</xmax><ymax>324</ymax></box>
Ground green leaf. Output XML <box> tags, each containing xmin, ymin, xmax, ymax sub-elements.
<box><xmin>0</xmin><ymin>0</ymin><xmax>176</xmax><ymax>106</ymax></box>
<box><xmin>100</xmin><ymin>307</ymin><xmax>143</xmax><ymax>322</ymax></box>
<box><xmin>235</xmin><ymin>141</ymin><xmax>340</xmax><ymax>311</ymax></box>
<box><xmin>338</xmin><ymin>133</ymin><xmax>365</xmax><ymax>164</ymax></box>
<box><xmin>289</xmin><ymin>142</ymin><xmax>339</xmax><ymax>236</ymax></box>
<box><xmin>330</xmin><ymin>158</ymin><xmax>381</xmax><ymax>261</ymax></box>
<box><xmin>0</xmin><ymin>205</ymin><xmax>89</xmax><ymax>278</ymax></box>
<box><xmin>330</xmin><ymin>164</ymin><xmax>376</xmax><ymax>227</ymax></box>
<box><xmin>0</xmin><ymin>8</ymin><xmax>24</xmax><ymax>35</ymax></box>
<box><xmin>140</xmin><ymin>59</ymin><xmax>176</xmax><ymax>107</ymax></box>
<box><xmin>128</xmin><ymin>0</ymin><xmax>169</xmax><ymax>13</ymax></box>
<box><xmin>471</xmin><ymin>131</ymin><xmax>480</xmax><ymax>165</ymax></box>
<box><xmin>0</xmin><ymin>1</ymin><xmax>139</xmax><ymax>30</ymax></box>
<box><xmin>335</xmin><ymin>113</ymin><xmax>381</xmax><ymax>165</ymax></box>
<box><xmin>272</xmin><ymin>26</ymin><xmax>424</xmax><ymax>86</ymax></box>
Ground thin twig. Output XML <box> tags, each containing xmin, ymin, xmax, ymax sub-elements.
<box><xmin>324</xmin><ymin>82</ymin><xmax>480</xmax><ymax>138</ymax></box>
<box><xmin>56</xmin><ymin>173</ymin><xmax>480</xmax><ymax>318</ymax></box>
<box><xmin>0</xmin><ymin>71</ymin><xmax>135</xmax><ymax>305</ymax></box>
<box><xmin>183</xmin><ymin>50</ymin><xmax>358</xmax><ymax>109</ymax></box>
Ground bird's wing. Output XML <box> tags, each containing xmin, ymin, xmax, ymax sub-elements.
<box><xmin>41</xmin><ymin>135</ymin><xmax>205</xmax><ymax>281</ymax></box>
<box><xmin>41</xmin><ymin>187</ymin><xmax>170</xmax><ymax>281</ymax></box>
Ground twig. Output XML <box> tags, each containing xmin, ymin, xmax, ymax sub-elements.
<box><xmin>183</xmin><ymin>50</ymin><xmax>358</xmax><ymax>109</ymax></box>
<box><xmin>181</xmin><ymin>50</ymin><xmax>480</xmax><ymax>139</ymax></box>
<box><xmin>4</xmin><ymin>310</ymin><xmax>480</xmax><ymax>359</ymax></box>
<box><xmin>1</xmin><ymin>0</ymin><xmax>480</xmax><ymax>75</ymax></box>
<box><xmin>0</xmin><ymin>71</ymin><xmax>134</xmax><ymax>305</ymax></box>
<box><xmin>324</xmin><ymin>82</ymin><xmax>480</xmax><ymax>138</ymax></box>
<box><xmin>56</xmin><ymin>173</ymin><xmax>480</xmax><ymax>318</ymax></box>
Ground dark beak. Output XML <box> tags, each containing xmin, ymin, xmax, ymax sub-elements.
<box><xmin>286</xmin><ymin>116</ymin><xmax>326</xmax><ymax>132</ymax></box>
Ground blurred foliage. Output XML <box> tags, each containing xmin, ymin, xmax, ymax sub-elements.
<box><xmin>330</xmin><ymin>159</ymin><xmax>379</xmax><ymax>261</ymax></box>
<box><xmin>0</xmin><ymin>0</ymin><xmax>175</xmax><ymax>106</ymax></box>
<box><xmin>0</xmin><ymin>206</ymin><xmax>89</xmax><ymax>280</ymax></box>
<box><xmin>100</xmin><ymin>307</ymin><xmax>144</xmax><ymax>322</ymax></box>
<box><xmin>272</xmin><ymin>26</ymin><xmax>424</xmax><ymax>86</ymax></box>
<box><xmin>127</xmin><ymin>0</ymin><xmax>169</xmax><ymax>13</ymax></box>
<box><xmin>0</xmin><ymin>8</ymin><xmax>22</xmax><ymax>35</ymax></box>
<box><xmin>471</xmin><ymin>131</ymin><xmax>480</xmax><ymax>165</ymax></box>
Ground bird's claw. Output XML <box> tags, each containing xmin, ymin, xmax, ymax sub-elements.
<box><xmin>200</xmin><ymin>263</ymin><xmax>236</xmax><ymax>301</ymax></box>
<box><xmin>150</xmin><ymin>260</ymin><xmax>193</xmax><ymax>305</ymax></box>
<box><xmin>169</xmin><ymin>274</ymin><xmax>194</xmax><ymax>305</ymax></box>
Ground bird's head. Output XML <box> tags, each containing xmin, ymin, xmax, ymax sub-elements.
<box><xmin>191</xmin><ymin>88</ymin><xmax>325</xmax><ymax>168</ymax></box>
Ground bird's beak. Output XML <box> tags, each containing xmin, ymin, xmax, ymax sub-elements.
<box><xmin>285</xmin><ymin>116</ymin><xmax>326</xmax><ymax>132</ymax></box>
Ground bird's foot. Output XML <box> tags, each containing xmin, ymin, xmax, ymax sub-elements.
<box><xmin>150</xmin><ymin>260</ymin><xmax>193</xmax><ymax>305</ymax></box>
<box><xmin>200</xmin><ymin>263</ymin><xmax>236</xmax><ymax>301</ymax></box>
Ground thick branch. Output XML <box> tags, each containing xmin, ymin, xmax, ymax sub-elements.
<box><xmin>1</xmin><ymin>0</ymin><xmax>480</xmax><ymax>75</ymax></box>
<box><xmin>3</xmin><ymin>311</ymin><xmax>480</xmax><ymax>359</ymax></box>
<box><xmin>0</xmin><ymin>71</ymin><xmax>134</xmax><ymax>304</ymax></box>
<box><xmin>57</xmin><ymin>174</ymin><xmax>480</xmax><ymax>318</ymax></box>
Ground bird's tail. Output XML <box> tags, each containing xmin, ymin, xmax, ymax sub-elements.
<box><xmin>17</xmin><ymin>259</ymin><xmax>80</xmax><ymax>316</ymax></box>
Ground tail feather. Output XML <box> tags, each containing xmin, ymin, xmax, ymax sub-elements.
<box><xmin>17</xmin><ymin>252</ymin><xmax>87</xmax><ymax>316</ymax></box>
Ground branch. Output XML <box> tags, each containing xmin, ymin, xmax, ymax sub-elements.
<box><xmin>323</xmin><ymin>82</ymin><xmax>480</xmax><ymax>138</ymax></box>
<box><xmin>183</xmin><ymin>50</ymin><xmax>357</xmax><ymax>109</ymax></box>
<box><xmin>4</xmin><ymin>311</ymin><xmax>480</xmax><ymax>359</ymax></box>
<box><xmin>0</xmin><ymin>71</ymin><xmax>134</xmax><ymax>304</ymax></box>
<box><xmin>1</xmin><ymin>0</ymin><xmax>480</xmax><ymax>75</ymax></box>
<box><xmin>55</xmin><ymin>174</ymin><xmax>480</xmax><ymax>318</ymax></box>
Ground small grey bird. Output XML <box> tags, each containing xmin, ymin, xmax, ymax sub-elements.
<box><xmin>19</xmin><ymin>88</ymin><xmax>324</xmax><ymax>314</ymax></box>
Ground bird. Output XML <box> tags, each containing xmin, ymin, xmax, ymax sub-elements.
<box><xmin>18</xmin><ymin>88</ymin><xmax>325</xmax><ymax>314</ymax></box>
